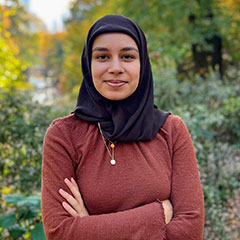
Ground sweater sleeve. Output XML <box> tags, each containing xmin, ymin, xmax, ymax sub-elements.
<box><xmin>165</xmin><ymin>117</ymin><xmax>205</xmax><ymax>240</ymax></box>
<box><xmin>41</xmin><ymin>120</ymin><xmax>166</xmax><ymax>240</ymax></box>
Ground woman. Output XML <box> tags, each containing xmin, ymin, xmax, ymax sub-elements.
<box><xmin>41</xmin><ymin>15</ymin><xmax>204</xmax><ymax>239</ymax></box>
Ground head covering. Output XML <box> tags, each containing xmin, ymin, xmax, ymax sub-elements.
<box><xmin>73</xmin><ymin>14</ymin><xmax>170</xmax><ymax>142</ymax></box>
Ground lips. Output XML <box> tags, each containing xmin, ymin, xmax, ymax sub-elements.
<box><xmin>104</xmin><ymin>80</ymin><xmax>127</xmax><ymax>87</ymax></box>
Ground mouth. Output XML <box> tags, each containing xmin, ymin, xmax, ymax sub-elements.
<box><xmin>104</xmin><ymin>80</ymin><xmax>128</xmax><ymax>88</ymax></box>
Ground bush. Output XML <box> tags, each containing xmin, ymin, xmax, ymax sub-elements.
<box><xmin>0</xmin><ymin>194</ymin><xmax>45</xmax><ymax>240</ymax></box>
<box><xmin>0</xmin><ymin>88</ymin><xmax>70</xmax><ymax>239</ymax></box>
<box><xmin>0</xmin><ymin>88</ymin><xmax>69</xmax><ymax>194</ymax></box>
<box><xmin>154</xmin><ymin>70</ymin><xmax>240</xmax><ymax>239</ymax></box>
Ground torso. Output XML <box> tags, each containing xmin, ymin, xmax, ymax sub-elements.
<box><xmin>70</xmin><ymin>117</ymin><xmax>172</xmax><ymax>215</ymax></box>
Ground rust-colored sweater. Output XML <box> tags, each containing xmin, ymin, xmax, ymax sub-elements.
<box><xmin>41</xmin><ymin>114</ymin><xmax>204</xmax><ymax>240</ymax></box>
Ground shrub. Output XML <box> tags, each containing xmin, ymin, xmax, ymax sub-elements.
<box><xmin>0</xmin><ymin>88</ymin><xmax>69</xmax><ymax>194</ymax></box>
<box><xmin>0</xmin><ymin>194</ymin><xmax>45</xmax><ymax>240</ymax></box>
<box><xmin>0</xmin><ymin>88</ymin><xmax>72</xmax><ymax>239</ymax></box>
<box><xmin>154</xmin><ymin>70</ymin><xmax>240</xmax><ymax>239</ymax></box>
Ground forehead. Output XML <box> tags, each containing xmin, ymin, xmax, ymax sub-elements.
<box><xmin>92</xmin><ymin>33</ymin><xmax>138</xmax><ymax>49</ymax></box>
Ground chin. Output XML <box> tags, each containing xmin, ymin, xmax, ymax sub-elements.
<box><xmin>105</xmin><ymin>96</ymin><xmax>125</xmax><ymax>101</ymax></box>
<box><xmin>104</xmin><ymin>93</ymin><xmax>128</xmax><ymax>101</ymax></box>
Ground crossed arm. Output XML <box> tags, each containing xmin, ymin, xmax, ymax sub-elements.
<box><xmin>59</xmin><ymin>177</ymin><xmax>173</xmax><ymax>223</ymax></box>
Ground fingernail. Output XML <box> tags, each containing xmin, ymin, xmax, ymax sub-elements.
<box><xmin>71</xmin><ymin>177</ymin><xmax>75</xmax><ymax>183</ymax></box>
<box><xmin>59</xmin><ymin>189</ymin><xmax>63</xmax><ymax>194</ymax></box>
<box><xmin>64</xmin><ymin>178</ymin><xmax>69</xmax><ymax>183</ymax></box>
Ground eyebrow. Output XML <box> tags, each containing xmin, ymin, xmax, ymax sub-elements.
<box><xmin>92</xmin><ymin>47</ymin><xmax>139</xmax><ymax>53</ymax></box>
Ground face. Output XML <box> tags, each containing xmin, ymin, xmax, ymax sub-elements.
<box><xmin>91</xmin><ymin>33</ymin><xmax>140</xmax><ymax>101</ymax></box>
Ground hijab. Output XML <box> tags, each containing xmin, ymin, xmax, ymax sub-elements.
<box><xmin>73</xmin><ymin>14</ymin><xmax>170</xmax><ymax>142</ymax></box>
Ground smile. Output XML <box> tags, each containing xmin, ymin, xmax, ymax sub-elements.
<box><xmin>104</xmin><ymin>80</ymin><xmax>127</xmax><ymax>88</ymax></box>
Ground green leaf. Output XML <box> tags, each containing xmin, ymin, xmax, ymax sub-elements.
<box><xmin>3</xmin><ymin>194</ymin><xmax>25</xmax><ymax>204</ymax></box>
<box><xmin>0</xmin><ymin>212</ymin><xmax>17</xmax><ymax>228</ymax></box>
<box><xmin>31</xmin><ymin>223</ymin><xmax>46</xmax><ymax>240</ymax></box>
<box><xmin>17</xmin><ymin>205</ymin><xmax>38</xmax><ymax>220</ymax></box>
<box><xmin>9</xmin><ymin>225</ymin><xmax>26</xmax><ymax>238</ymax></box>
<box><xmin>26</xmin><ymin>208</ymin><xmax>39</xmax><ymax>220</ymax></box>
<box><xmin>27</xmin><ymin>195</ymin><xmax>41</xmax><ymax>203</ymax></box>
<box><xmin>17</xmin><ymin>195</ymin><xmax>41</xmax><ymax>208</ymax></box>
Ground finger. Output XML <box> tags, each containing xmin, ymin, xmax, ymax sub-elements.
<box><xmin>64</xmin><ymin>178</ymin><xmax>84</xmax><ymax>205</ymax></box>
<box><xmin>70</xmin><ymin>177</ymin><xmax>78</xmax><ymax>186</ymax></box>
<box><xmin>59</xmin><ymin>188</ymin><xmax>82</xmax><ymax>214</ymax></box>
<box><xmin>62</xmin><ymin>201</ymin><xmax>78</xmax><ymax>217</ymax></box>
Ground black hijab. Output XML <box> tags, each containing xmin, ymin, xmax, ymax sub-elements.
<box><xmin>73</xmin><ymin>15</ymin><xmax>170</xmax><ymax>142</ymax></box>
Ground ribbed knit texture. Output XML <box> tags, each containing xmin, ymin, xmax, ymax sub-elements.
<box><xmin>41</xmin><ymin>114</ymin><xmax>204</xmax><ymax>240</ymax></box>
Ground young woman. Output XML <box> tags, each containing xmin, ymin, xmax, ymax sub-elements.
<box><xmin>41</xmin><ymin>15</ymin><xmax>204</xmax><ymax>239</ymax></box>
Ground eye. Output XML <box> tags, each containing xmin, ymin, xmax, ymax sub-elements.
<box><xmin>121</xmin><ymin>54</ymin><xmax>135</xmax><ymax>61</ymax></box>
<box><xmin>96</xmin><ymin>54</ymin><xmax>109</xmax><ymax>61</ymax></box>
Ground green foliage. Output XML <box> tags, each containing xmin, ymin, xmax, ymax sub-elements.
<box><xmin>0</xmin><ymin>194</ymin><xmax>45</xmax><ymax>240</ymax></box>
<box><xmin>0</xmin><ymin>3</ymin><xmax>33</xmax><ymax>90</ymax></box>
<box><xmin>0</xmin><ymin>212</ymin><xmax>17</xmax><ymax>228</ymax></box>
<box><xmin>0</xmin><ymin>32</ymin><xmax>24</xmax><ymax>89</ymax></box>
<box><xmin>0</xmin><ymin>88</ymin><xmax>68</xmax><ymax>194</ymax></box>
<box><xmin>1</xmin><ymin>1</ymin><xmax>240</xmax><ymax>239</ymax></box>
<box><xmin>30</xmin><ymin>223</ymin><xmax>46</xmax><ymax>240</ymax></box>
<box><xmin>221</xmin><ymin>96</ymin><xmax>240</xmax><ymax>143</ymax></box>
<box><xmin>3</xmin><ymin>0</ymin><xmax>42</xmax><ymax>69</ymax></box>
<box><xmin>117</xmin><ymin>0</ymin><xmax>240</xmax><ymax>77</ymax></box>
<box><xmin>154</xmin><ymin>70</ymin><xmax>240</xmax><ymax>239</ymax></box>
<box><xmin>0</xmin><ymin>87</ymin><xmax>70</xmax><ymax>239</ymax></box>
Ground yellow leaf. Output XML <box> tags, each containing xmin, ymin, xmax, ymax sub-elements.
<box><xmin>2</xmin><ymin>186</ymin><xmax>12</xmax><ymax>194</ymax></box>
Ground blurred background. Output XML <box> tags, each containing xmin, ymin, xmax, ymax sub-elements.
<box><xmin>0</xmin><ymin>0</ymin><xmax>239</xmax><ymax>239</ymax></box>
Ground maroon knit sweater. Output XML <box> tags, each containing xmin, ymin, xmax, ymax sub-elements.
<box><xmin>41</xmin><ymin>114</ymin><xmax>204</xmax><ymax>240</ymax></box>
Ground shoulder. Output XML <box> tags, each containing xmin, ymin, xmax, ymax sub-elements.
<box><xmin>45</xmin><ymin>114</ymin><xmax>90</xmax><ymax>139</ymax></box>
<box><xmin>161</xmin><ymin>114</ymin><xmax>187</xmax><ymax>134</ymax></box>
<box><xmin>157</xmin><ymin>114</ymin><xmax>192</xmax><ymax>147</ymax></box>
<box><xmin>50</xmin><ymin>114</ymin><xmax>84</xmax><ymax>128</ymax></box>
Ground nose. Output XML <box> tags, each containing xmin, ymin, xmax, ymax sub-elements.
<box><xmin>108</xmin><ymin>58</ymin><xmax>124</xmax><ymax>74</ymax></box>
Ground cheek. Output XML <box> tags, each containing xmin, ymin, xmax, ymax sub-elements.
<box><xmin>133</xmin><ymin>63</ymin><xmax>140</xmax><ymax>86</ymax></box>
<box><xmin>91</xmin><ymin>62</ymin><xmax>97</xmax><ymax>79</ymax></box>
<box><xmin>91</xmin><ymin>64</ymin><xmax>101</xmax><ymax>89</ymax></box>
<box><xmin>91</xmin><ymin>62</ymin><xmax>106</xmax><ymax>82</ymax></box>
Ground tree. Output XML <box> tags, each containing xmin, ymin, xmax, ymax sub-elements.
<box><xmin>59</xmin><ymin>0</ymin><xmax>115</xmax><ymax>97</ymax></box>
<box><xmin>117</xmin><ymin>0</ymin><xmax>240</xmax><ymax>79</ymax></box>
<box><xmin>1</xmin><ymin>0</ymin><xmax>45</xmax><ymax>81</ymax></box>
<box><xmin>0</xmin><ymin>4</ymin><xmax>27</xmax><ymax>89</ymax></box>
<box><xmin>38</xmin><ymin>31</ymin><xmax>66</xmax><ymax>89</ymax></box>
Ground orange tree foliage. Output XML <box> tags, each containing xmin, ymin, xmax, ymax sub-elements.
<box><xmin>0</xmin><ymin>5</ymin><xmax>29</xmax><ymax>89</ymax></box>
<box><xmin>1</xmin><ymin>0</ymin><xmax>43</xmax><ymax>81</ymax></box>
<box><xmin>59</xmin><ymin>0</ymin><xmax>116</xmax><ymax>97</ymax></box>
<box><xmin>38</xmin><ymin>31</ymin><xmax>67</xmax><ymax>90</ymax></box>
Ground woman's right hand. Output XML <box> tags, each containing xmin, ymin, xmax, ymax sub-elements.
<box><xmin>161</xmin><ymin>199</ymin><xmax>173</xmax><ymax>224</ymax></box>
<box><xmin>59</xmin><ymin>178</ymin><xmax>89</xmax><ymax>218</ymax></box>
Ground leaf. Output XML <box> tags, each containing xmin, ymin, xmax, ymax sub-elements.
<box><xmin>17</xmin><ymin>196</ymin><xmax>41</xmax><ymax>208</ymax></box>
<box><xmin>0</xmin><ymin>212</ymin><xmax>17</xmax><ymax>228</ymax></box>
<box><xmin>14</xmin><ymin>195</ymin><xmax>40</xmax><ymax>210</ymax></box>
<box><xmin>18</xmin><ymin>205</ymin><xmax>39</xmax><ymax>220</ymax></box>
<box><xmin>26</xmin><ymin>195</ymin><xmax>41</xmax><ymax>207</ymax></box>
<box><xmin>9</xmin><ymin>225</ymin><xmax>26</xmax><ymax>238</ymax></box>
<box><xmin>31</xmin><ymin>223</ymin><xmax>46</xmax><ymax>240</ymax></box>
<box><xmin>3</xmin><ymin>194</ymin><xmax>25</xmax><ymax>204</ymax></box>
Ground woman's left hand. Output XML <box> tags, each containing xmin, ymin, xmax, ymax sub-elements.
<box><xmin>59</xmin><ymin>178</ymin><xmax>89</xmax><ymax>217</ymax></box>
